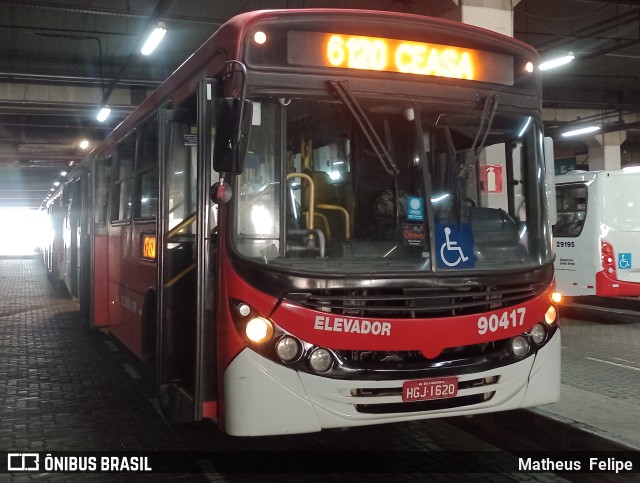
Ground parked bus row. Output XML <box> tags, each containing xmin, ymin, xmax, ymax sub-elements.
<box><xmin>43</xmin><ymin>9</ymin><xmax>560</xmax><ymax>436</ymax></box>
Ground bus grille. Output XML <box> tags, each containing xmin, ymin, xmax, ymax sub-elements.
<box><xmin>284</xmin><ymin>282</ymin><xmax>546</xmax><ymax>319</ymax></box>
<box><xmin>355</xmin><ymin>393</ymin><xmax>494</xmax><ymax>413</ymax></box>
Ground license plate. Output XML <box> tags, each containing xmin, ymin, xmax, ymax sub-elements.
<box><xmin>402</xmin><ymin>376</ymin><xmax>458</xmax><ymax>402</ymax></box>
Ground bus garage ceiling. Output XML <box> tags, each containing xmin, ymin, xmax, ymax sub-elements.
<box><xmin>0</xmin><ymin>0</ymin><xmax>638</xmax><ymax>209</ymax></box>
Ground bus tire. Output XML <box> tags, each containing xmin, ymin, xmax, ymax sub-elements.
<box><xmin>158</xmin><ymin>382</ymin><xmax>192</xmax><ymax>424</ymax></box>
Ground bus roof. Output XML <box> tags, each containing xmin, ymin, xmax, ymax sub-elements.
<box><xmin>89</xmin><ymin>8</ymin><xmax>540</xmax><ymax>164</ymax></box>
<box><xmin>557</xmin><ymin>167</ymin><xmax>640</xmax><ymax>184</ymax></box>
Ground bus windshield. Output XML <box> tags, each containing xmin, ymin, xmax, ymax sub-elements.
<box><xmin>233</xmin><ymin>95</ymin><xmax>552</xmax><ymax>274</ymax></box>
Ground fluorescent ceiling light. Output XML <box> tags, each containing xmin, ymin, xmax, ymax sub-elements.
<box><xmin>518</xmin><ymin>117</ymin><xmax>532</xmax><ymax>138</ymax></box>
<box><xmin>431</xmin><ymin>193</ymin><xmax>450</xmax><ymax>203</ymax></box>
<box><xmin>561</xmin><ymin>125</ymin><xmax>600</xmax><ymax>137</ymax></box>
<box><xmin>96</xmin><ymin>106</ymin><xmax>111</xmax><ymax>122</ymax></box>
<box><xmin>141</xmin><ymin>23</ymin><xmax>167</xmax><ymax>55</ymax></box>
<box><xmin>539</xmin><ymin>54</ymin><xmax>575</xmax><ymax>71</ymax></box>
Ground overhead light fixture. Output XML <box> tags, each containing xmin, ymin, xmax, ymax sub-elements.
<box><xmin>561</xmin><ymin>125</ymin><xmax>600</xmax><ymax>137</ymax></box>
<box><xmin>60</xmin><ymin>171</ymin><xmax>68</xmax><ymax>176</ymax></box>
<box><xmin>539</xmin><ymin>53</ymin><xmax>575</xmax><ymax>71</ymax></box>
<box><xmin>141</xmin><ymin>22</ymin><xmax>167</xmax><ymax>56</ymax></box>
<box><xmin>518</xmin><ymin>116</ymin><xmax>532</xmax><ymax>138</ymax></box>
<box><xmin>79</xmin><ymin>139</ymin><xmax>89</xmax><ymax>150</ymax></box>
<box><xmin>96</xmin><ymin>106</ymin><xmax>111</xmax><ymax>122</ymax></box>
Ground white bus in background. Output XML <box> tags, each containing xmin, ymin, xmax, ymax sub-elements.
<box><xmin>553</xmin><ymin>167</ymin><xmax>640</xmax><ymax>298</ymax></box>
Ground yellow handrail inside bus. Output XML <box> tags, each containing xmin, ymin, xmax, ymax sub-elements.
<box><xmin>167</xmin><ymin>212</ymin><xmax>197</xmax><ymax>239</ymax></box>
<box><xmin>287</xmin><ymin>172</ymin><xmax>314</xmax><ymax>230</ymax></box>
<box><xmin>164</xmin><ymin>263</ymin><xmax>195</xmax><ymax>288</ymax></box>
<box><xmin>316</xmin><ymin>203</ymin><xmax>350</xmax><ymax>241</ymax></box>
<box><xmin>313</xmin><ymin>212</ymin><xmax>331</xmax><ymax>240</ymax></box>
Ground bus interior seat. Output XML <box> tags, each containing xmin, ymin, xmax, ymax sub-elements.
<box><xmin>470</xmin><ymin>207</ymin><xmax>518</xmax><ymax>243</ymax></box>
<box><xmin>470</xmin><ymin>206</ymin><xmax>528</xmax><ymax>262</ymax></box>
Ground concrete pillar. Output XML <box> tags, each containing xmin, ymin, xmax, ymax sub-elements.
<box><xmin>443</xmin><ymin>0</ymin><xmax>521</xmax><ymax>37</ymax></box>
<box><xmin>586</xmin><ymin>131</ymin><xmax>626</xmax><ymax>171</ymax></box>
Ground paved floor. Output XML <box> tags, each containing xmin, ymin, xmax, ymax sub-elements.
<box><xmin>2</xmin><ymin>256</ymin><xmax>636</xmax><ymax>481</ymax></box>
<box><xmin>532</xmin><ymin>312</ymin><xmax>640</xmax><ymax>451</ymax></box>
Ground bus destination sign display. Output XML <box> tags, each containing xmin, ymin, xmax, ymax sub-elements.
<box><xmin>287</xmin><ymin>31</ymin><xmax>514</xmax><ymax>86</ymax></box>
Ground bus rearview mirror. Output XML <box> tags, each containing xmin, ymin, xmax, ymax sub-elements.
<box><xmin>213</xmin><ymin>98</ymin><xmax>253</xmax><ymax>174</ymax></box>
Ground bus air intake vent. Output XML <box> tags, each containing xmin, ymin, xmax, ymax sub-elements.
<box><xmin>284</xmin><ymin>282</ymin><xmax>545</xmax><ymax>318</ymax></box>
<box><xmin>355</xmin><ymin>392</ymin><xmax>495</xmax><ymax>414</ymax></box>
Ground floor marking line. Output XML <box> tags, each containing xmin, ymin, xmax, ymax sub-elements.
<box><xmin>586</xmin><ymin>356</ymin><xmax>640</xmax><ymax>372</ymax></box>
<box><xmin>611</xmin><ymin>356</ymin><xmax>640</xmax><ymax>366</ymax></box>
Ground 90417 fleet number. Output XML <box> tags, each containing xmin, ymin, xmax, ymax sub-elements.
<box><xmin>477</xmin><ymin>308</ymin><xmax>526</xmax><ymax>334</ymax></box>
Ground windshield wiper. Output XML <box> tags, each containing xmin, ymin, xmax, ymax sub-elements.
<box><xmin>327</xmin><ymin>79</ymin><xmax>399</xmax><ymax>176</ymax></box>
<box><xmin>441</xmin><ymin>94</ymin><xmax>499</xmax><ymax>227</ymax></box>
<box><xmin>471</xmin><ymin>94</ymin><xmax>499</xmax><ymax>158</ymax></box>
<box><xmin>444</xmin><ymin>123</ymin><xmax>463</xmax><ymax>227</ymax></box>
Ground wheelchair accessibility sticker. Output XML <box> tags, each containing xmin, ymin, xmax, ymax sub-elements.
<box><xmin>407</xmin><ymin>196</ymin><xmax>424</xmax><ymax>221</ymax></box>
<box><xmin>435</xmin><ymin>224</ymin><xmax>475</xmax><ymax>269</ymax></box>
<box><xmin>618</xmin><ymin>253</ymin><xmax>632</xmax><ymax>270</ymax></box>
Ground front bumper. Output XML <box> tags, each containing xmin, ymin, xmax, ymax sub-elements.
<box><xmin>223</xmin><ymin>329</ymin><xmax>561</xmax><ymax>436</ymax></box>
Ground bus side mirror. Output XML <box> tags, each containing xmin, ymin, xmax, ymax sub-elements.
<box><xmin>213</xmin><ymin>98</ymin><xmax>252</xmax><ymax>174</ymax></box>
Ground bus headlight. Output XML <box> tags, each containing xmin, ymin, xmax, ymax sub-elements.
<box><xmin>245</xmin><ymin>317</ymin><xmax>273</xmax><ymax>343</ymax></box>
<box><xmin>530</xmin><ymin>323</ymin><xmax>547</xmax><ymax>345</ymax></box>
<box><xmin>511</xmin><ymin>336</ymin><xmax>530</xmax><ymax>358</ymax></box>
<box><xmin>545</xmin><ymin>305</ymin><xmax>558</xmax><ymax>324</ymax></box>
<box><xmin>309</xmin><ymin>348</ymin><xmax>333</xmax><ymax>373</ymax></box>
<box><xmin>276</xmin><ymin>336</ymin><xmax>301</xmax><ymax>362</ymax></box>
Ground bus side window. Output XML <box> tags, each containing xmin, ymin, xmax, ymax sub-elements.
<box><xmin>94</xmin><ymin>157</ymin><xmax>111</xmax><ymax>226</ymax></box>
<box><xmin>553</xmin><ymin>186</ymin><xmax>587</xmax><ymax>238</ymax></box>
<box><xmin>135</xmin><ymin>115</ymin><xmax>159</xmax><ymax>219</ymax></box>
<box><xmin>111</xmin><ymin>133</ymin><xmax>136</xmax><ymax>223</ymax></box>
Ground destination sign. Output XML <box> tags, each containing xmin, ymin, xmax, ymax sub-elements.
<box><xmin>287</xmin><ymin>31</ymin><xmax>514</xmax><ymax>86</ymax></box>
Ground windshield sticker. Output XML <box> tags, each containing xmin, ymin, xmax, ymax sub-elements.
<box><xmin>403</xmin><ymin>223</ymin><xmax>426</xmax><ymax>246</ymax></box>
<box><xmin>435</xmin><ymin>223</ymin><xmax>476</xmax><ymax>268</ymax></box>
<box><xmin>407</xmin><ymin>196</ymin><xmax>424</xmax><ymax>221</ymax></box>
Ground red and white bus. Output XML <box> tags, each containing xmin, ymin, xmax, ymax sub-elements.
<box><xmin>554</xmin><ymin>168</ymin><xmax>640</xmax><ymax>298</ymax></box>
<box><xmin>46</xmin><ymin>9</ymin><xmax>560</xmax><ymax>436</ymax></box>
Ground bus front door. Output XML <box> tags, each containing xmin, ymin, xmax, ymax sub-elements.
<box><xmin>157</xmin><ymin>107</ymin><xmax>199</xmax><ymax>423</ymax></box>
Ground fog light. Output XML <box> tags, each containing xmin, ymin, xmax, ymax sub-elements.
<box><xmin>309</xmin><ymin>348</ymin><xmax>333</xmax><ymax>373</ymax></box>
<box><xmin>237</xmin><ymin>303</ymin><xmax>251</xmax><ymax>317</ymax></box>
<box><xmin>245</xmin><ymin>317</ymin><xmax>273</xmax><ymax>343</ymax></box>
<box><xmin>531</xmin><ymin>323</ymin><xmax>546</xmax><ymax>345</ymax></box>
<box><xmin>511</xmin><ymin>336</ymin><xmax>530</xmax><ymax>358</ymax></box>
<box><xmin>276</xmin><ymin>336</ymin><xmax>301</xmax><ymax>362</ymax></box>
<box><xmin>545</xmin><ymin>305</ymin><xmax>557</xmax><ymax>325</ymax></box>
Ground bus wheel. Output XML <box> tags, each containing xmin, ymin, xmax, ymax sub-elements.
<box><xmin>158</xmin><ymin>382</ymin><xmax>192</xmax><ymax>424</ymax></box>
<box><xmin>158</xmin><ymin>383</ymin><xmax>176</xmax><ymax>423</ymax></box>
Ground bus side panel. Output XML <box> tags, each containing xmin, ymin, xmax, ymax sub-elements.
<box><xmin>600</xmin><ymin>172</ymin><xmax>640</xmax><ymax>291</ymax></box>
<box><xmin>93</xmin><ymin>234</ymin><xmax>109</xmax><ymax>326</ymax></box>
<box><xmin>125</xmin><ymin>222</ymin><xmax>157</xmax><ymax>358</ymax></box>
<box><xmin>106</xmin><ymin>221</ymin><xmax>155</xmax><ymax>358</ymax></box>
<box><xmin>554</xmin><ymin>182</ymin><xmax>599</xmax><ymax>297</ymax></box>
<box><xmin>107</xmin><ymin>224</ymin><xmax>131</xmax><ymax>350</ymax></box>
